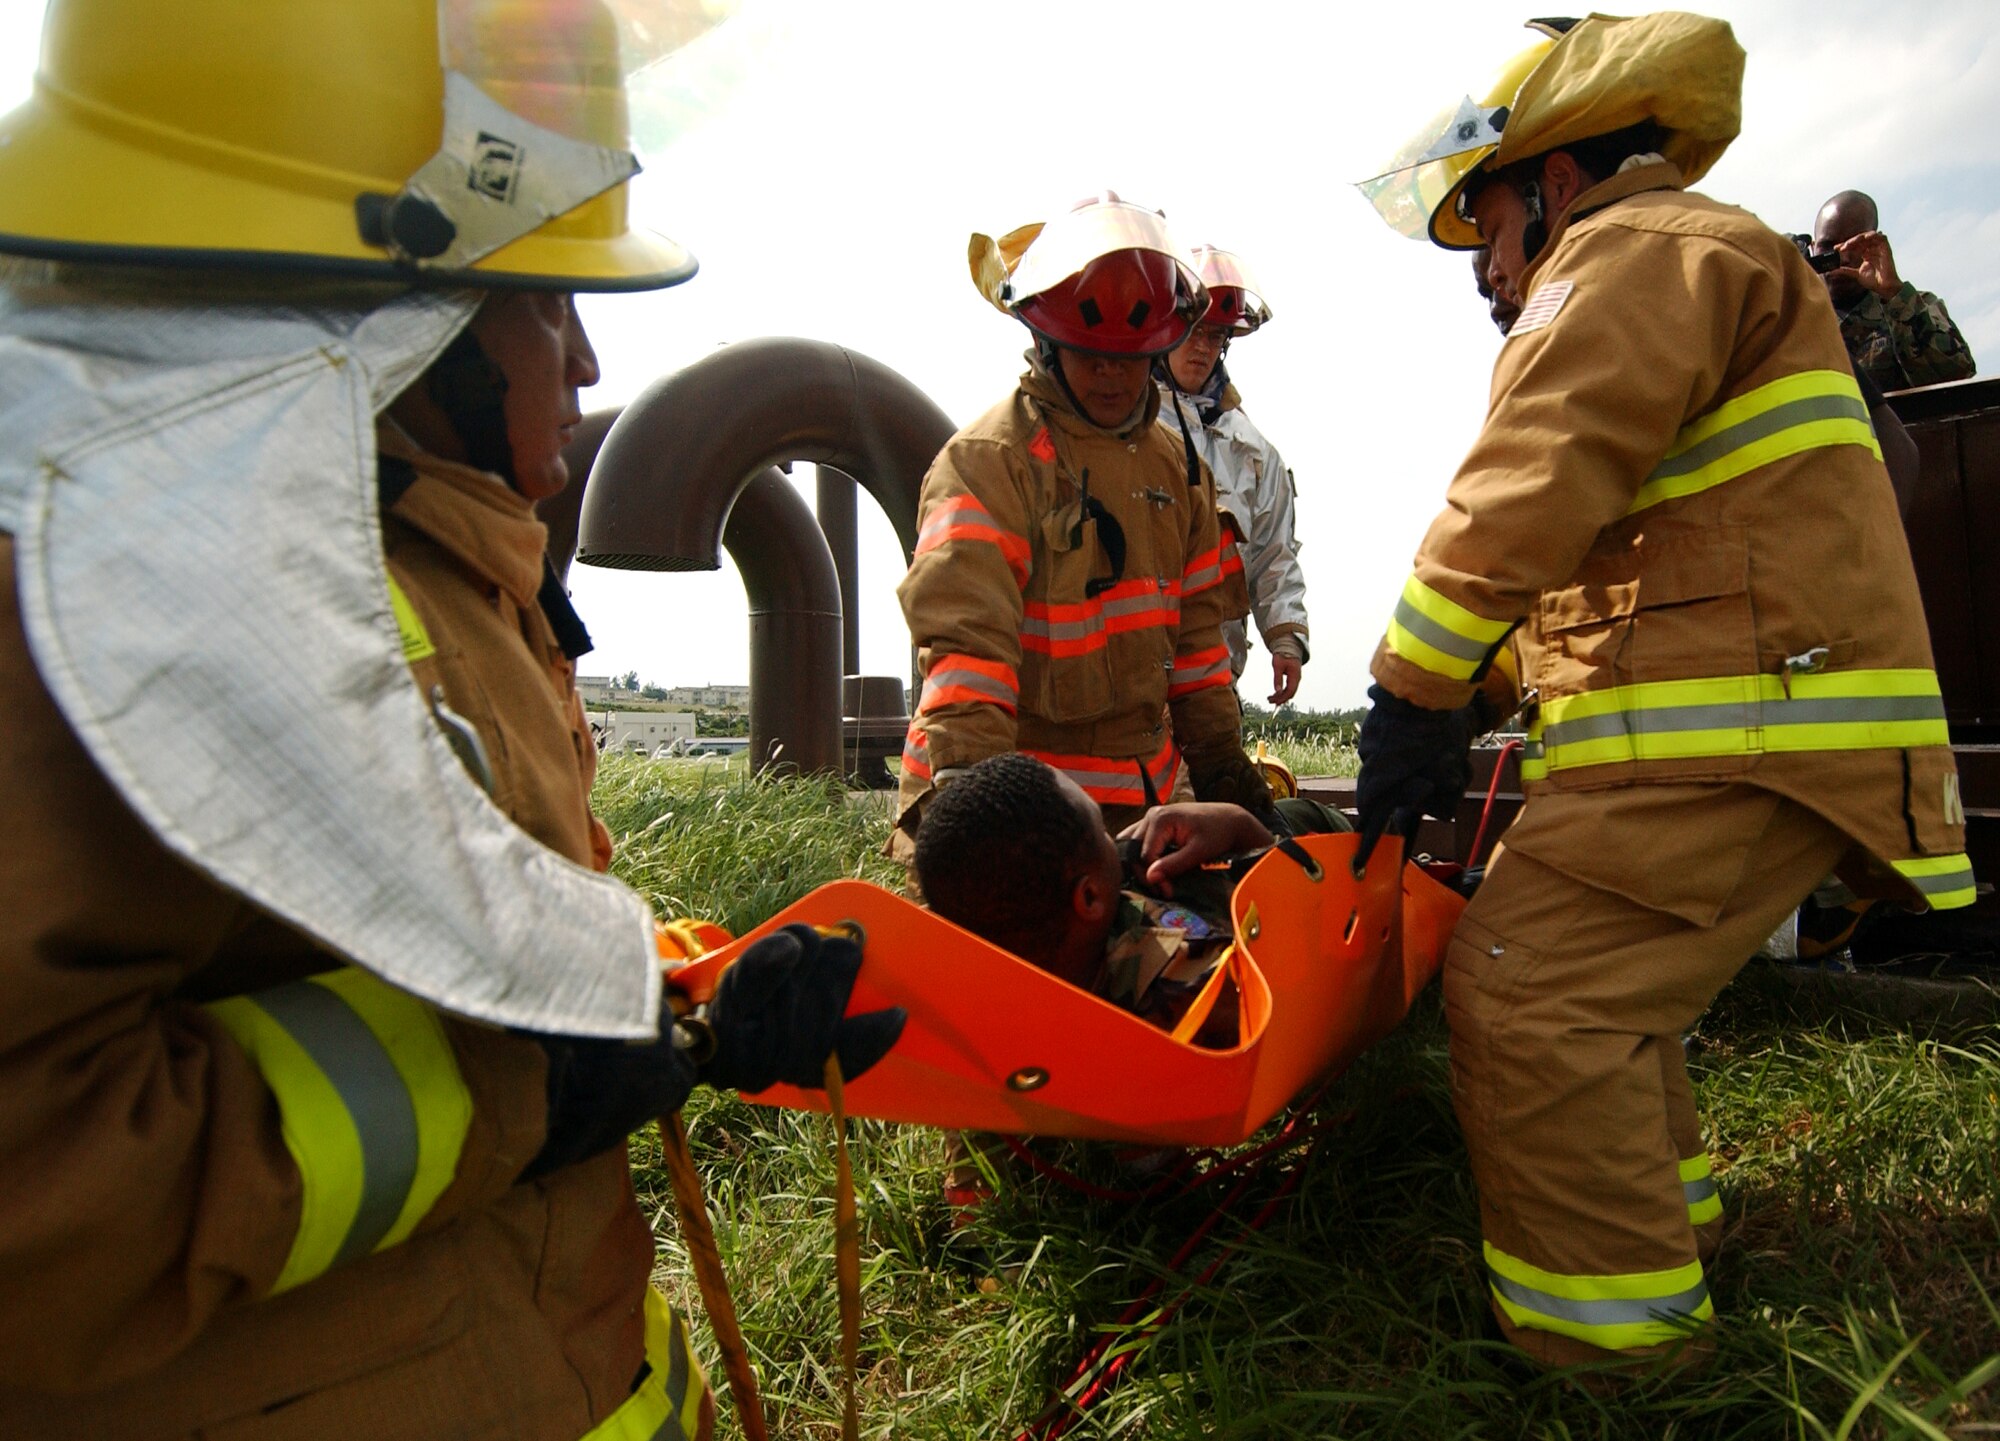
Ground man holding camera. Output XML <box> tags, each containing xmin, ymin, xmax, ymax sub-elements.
<box><xmin>1810</xmin><ymin>189</ymin><xmax>1976</xmax><ymax>391</ymax></box>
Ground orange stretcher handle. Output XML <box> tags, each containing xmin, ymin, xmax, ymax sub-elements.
<box><xmin>1165</xmin><ymin>942</ymin><xmax>1242</xmax><ymax>1049</ymax></box>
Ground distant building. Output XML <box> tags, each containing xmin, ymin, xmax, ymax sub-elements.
<box><xmin>662</xmin><ymin>683</ymin><xmax>750</xmax><ymax>710</ymax></box>
<box><xmin>575</xmin><ymin>674</ymin><xmax>616</xmax><ymax>703</ymax></box>
<box><xmin>588</xmin><ymin>709</ymin><xmax>696</xmax><ymax>754</ymax></box>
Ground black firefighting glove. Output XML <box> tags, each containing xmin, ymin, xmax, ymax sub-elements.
<box><xmin>1185</xmin><ymin>746</ymin><xmax>1289</xmax><ymax>836</ymax></box>
<box><xmin>1352</xmin><ymin>684</ymin><xmax>1483</xmax><ymax>874</ymax></box>
<box><xmin>523</xmin><ymin>924</ymin><xmax>905</xmax><ymax>1181</ymax></box>
<box><xmin>699</xmin><ymin>923</ymin><xmax>906</xmax><ymax>1093</ymax></box>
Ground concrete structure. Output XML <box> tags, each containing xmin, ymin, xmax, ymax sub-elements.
<box><xmin>588</xmin><ymin>709</ymin><xmax>696</xmax><ymax>755</ymax></box>
<box><xmin>575</xmin><ymin>674</ymin><xmax>616</xmax><ymax>704</ymax></box>
<box><xmin>661</xmin><ymin>684</ymin><xmax>750</xmax><ymax>710</ymax></box>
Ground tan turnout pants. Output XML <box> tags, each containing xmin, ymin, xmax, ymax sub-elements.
<box><xmin>1445</xmin><ymin>784</ymin><xmax>1849</xmax><ymax>1369</ymax></box>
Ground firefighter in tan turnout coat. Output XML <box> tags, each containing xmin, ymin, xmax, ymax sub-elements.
<box><xmin>0</xmin><ymin>3</ymin><xmax>903</xmax><ymax>1437</ymax></box>
<box><xmin>1356</xmin><ymin>13</ymin><xmax>1972</xmax><ymax>1369</ymax></box>
<box><xmin>895</xmin><ymin>193</ymin><xmax>1272</xmax><ymax>847</ymax></box>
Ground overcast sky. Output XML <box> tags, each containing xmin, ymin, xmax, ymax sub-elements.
<box><xmin>4</xmin><ymin>1</ymin><xmax>1993</xmax><ymax>709</ymax></box>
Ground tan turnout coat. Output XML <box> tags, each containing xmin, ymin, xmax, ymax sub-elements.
<box><xmin>897</xmin><ymin>358</ymin><xmax>1249</xmax><ymax>829</ymax></box>
<box><xmin>1374</xmin><ymin>164</ymin><xmax>1970</xmax><ymax>918</ymax></box>
<box><xmin>0</xmin><ymin>434</ymin><xmax>661</xmax><ymax>1439</ymax></box>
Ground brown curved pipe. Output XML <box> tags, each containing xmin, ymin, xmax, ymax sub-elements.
<box><xmin>541</xmin><ymin>407</ymin><xmax>620</xmax><ymax>586</ymax></box>
<box><xmin>575</xmin><ymin>336</ymin><xmax>956</xmax><ymax>571</ymax></box>
<box><xmin>543</xmin><ymin>407</ymin><xmax>843</xmax><ymax>775</ymax></box>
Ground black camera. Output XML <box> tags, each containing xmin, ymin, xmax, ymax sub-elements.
<box><xmin>1791</xmin><ymin>233</ymin><xmax>1844</xmax><ymax>274</ymax></box>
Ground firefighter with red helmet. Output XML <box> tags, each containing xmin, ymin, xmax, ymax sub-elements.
<box><xmin>892</xmin><ymin>193</ymin><xmax>1275</xmax><ymax>853</ymax></box>
<box><xmin>1158</xmin><ymin>246</ymin><xmax>1313</xmax><ymax>707</ymax></box>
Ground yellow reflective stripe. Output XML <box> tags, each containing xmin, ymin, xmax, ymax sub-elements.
<box><xmin>1892</xmin><ymin>854</ymin><xmax>1978</xmax><ymax>910</ymax></box>
<box><xmin>1484</xmin><ymin>1241</ymin><xmax>1713</xmax><ymax>1351</ymax></box>
<box><xmin>207</xmin><ymin>993</ymin><xmax>367</xmax><ymax>1292</ymax></box>
<box><xmin>581</xmin><ymin>1288</ymin><xmax>710</xmax><ymax>1441</ymax></box>
<box><xmin>1680</xmin><ymin>1154</ymin><xmax>1722</xmax><ymax>1227</ymax></box>
<box><xmin>205</xmin><ymin>970</ymin><xmax>472</xmax><ymax>1294</ymax></box>
<box><xmin>1385</xmin><ymin>574</ymin><xmax>1512</xmax><ymax>682</ymax></box>
<box><xmin>386</xmin><ymin>575</ymin><xmax>436</xmax><ymax>663</ymax></box>
<box><xmin>314</xmin><ymin>969</ymin><xmax>472</xmax><ymax>1251</ymax></box>
<box><xmin>1531</xmin><ymin>669</ymin><xmax>1949</xmax><ymax>771</ymax></box>
<box><xmin>1629</xmin><ymin>369</ymin><xmax>1882</xmax><ymax>516</ymax></box>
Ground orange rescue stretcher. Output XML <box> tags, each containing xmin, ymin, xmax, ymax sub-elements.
<box><xmin>670</xmin><ymin>834</ymin><xmax>1464</xmax><ymax>1147</ymax></box>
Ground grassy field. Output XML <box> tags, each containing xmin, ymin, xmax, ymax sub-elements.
<box><xmin>597</xmin><ymin>755</ymin><xmax>2000</xmax><ymax>1439</ymax></box>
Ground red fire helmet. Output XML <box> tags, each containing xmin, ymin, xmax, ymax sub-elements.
<box><xmin>1016</xmin><ymin>247</ymin><xmax>1198</xmax><ymax>357</ymax></box>
<box><xmin>1189</xmin><ymin>246</ymin><xmax>1272</xmax><ymax>335</ymax></box>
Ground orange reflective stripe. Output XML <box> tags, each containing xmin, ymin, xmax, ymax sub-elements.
<box><xmin>919</xmin><ymin>655</ymin><xmax>1019</xmax><ymax>714</ymax></box>
<box><xmin>1170</xmin><ymin>644</ymin><xmax>1233</xmax><ymax>698</ymax></box>
<box><xmin>1023</xmin><ymin>734</ymin><xmax>1181</xmax><ymax>807</ymax></box>
<box><xmin>916</xmin><ymin>496</ymin><xmax>1031</xmax><ymax>589</ymax></box>
<box><xmin>1020</xmin><ymin>577</ymin><xmax>1181</xmax><ymax>656</ymax></box>
<box><xmin>900</xmin><ymin>724</ymin><xmax>932</xmax><ymax>780</ymax></box>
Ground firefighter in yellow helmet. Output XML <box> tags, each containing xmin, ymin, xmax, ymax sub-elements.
<box><xmin>1354</xmin><ymin>13</ymin><xmax>1970</xmax><ymax>1370</ymax></box>
<box><xmin>0</xmin><ymin>3</ymin><xmax>903</xmax><ymax>1436</ymax></box>
<box><xmin>893</xmin><ymin>192</ymin><xmax>1276</xmax><ymax>853</ymax></box>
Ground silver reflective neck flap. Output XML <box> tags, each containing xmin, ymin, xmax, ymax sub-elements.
<box><xmin>0</xmin><ymin>270</ymin><xmax>660</xmax><ymax>1038</ymax></box>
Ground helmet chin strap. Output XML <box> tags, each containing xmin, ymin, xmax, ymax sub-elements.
<box><xmin>426</xmin><ymin>328</ymin><xmax>518</xmax><ymax>490</ymax></box>
<box><xmin>1519</xmin><ymin>178</ymin><xmax>1550</xmax><ymax>267</ymax></box>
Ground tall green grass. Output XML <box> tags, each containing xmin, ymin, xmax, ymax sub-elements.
<box><xmin>599</xmin><ymin>755</ymin><xmax>1999</xmax><ymax>1438</ymax></box>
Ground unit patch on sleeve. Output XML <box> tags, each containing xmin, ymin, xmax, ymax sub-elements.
<box><xmin>1508</xmin><ymin>280</ymin><xmax>1574</xmax><ymax>338</ymax></box>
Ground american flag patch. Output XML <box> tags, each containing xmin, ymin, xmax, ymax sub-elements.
<box><xmin>1509</xmin><ymin>280</ymin><xmax>1573</xmax><ymax>337</ymax></box>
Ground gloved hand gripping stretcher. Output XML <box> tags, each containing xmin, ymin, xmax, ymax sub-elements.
<box><xmin>664</xmin><ymin>832</ymin><xmax>1464</xmax><ymax>1146</ymax></box>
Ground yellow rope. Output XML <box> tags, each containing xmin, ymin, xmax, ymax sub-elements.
<box><xmin>826</xmin><ymin>1056</ymin><xmax>862</xmax><ymax>1441</ymax></box>
<box><xmin>655</xmin><ymin>916</ymin><xmax>867</xmax><ymax>1440</ymax></box>
<box><xmin>659</xmin><ymin>1111</ymin><xmax>768</xmax><ymax>1441</ymax></box>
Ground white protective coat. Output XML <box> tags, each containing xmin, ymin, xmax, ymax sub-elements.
<box><xmin>1160</xmin><ymin>378</ymin><xmax>1310</xmax><ymax>680</ymax></box>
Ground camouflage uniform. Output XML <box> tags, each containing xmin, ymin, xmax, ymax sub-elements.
<box><xmin>1095</xmin><ymin>890</ymin><xmax>1236</xmax><ymax>1046</ymax></box>
<box><xmin>1837</xmin><ymin>282</ymin><xmax>1976</xmax><ymax>392</ymax></box>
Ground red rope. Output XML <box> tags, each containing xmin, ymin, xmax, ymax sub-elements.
<box><xmin>1000</xmin><ymin>1136</ymin><xmax>1206</xmax><ymax>1203</ymax></box>
<box><xmin>1011</xmin><ymin>1085</ymin><xmax>1354</xmax><ymax>1440</ymax></box>
<box><xmin>1465</xmin><ymin>738</ymin><xmax>1523</xmax><ymax>868</ymax></box>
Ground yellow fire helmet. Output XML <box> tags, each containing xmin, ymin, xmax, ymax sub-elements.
<box><xmin>1358</xmin><ymin>12</ymin><xmax>1744</xmax><ymax>251</ymax></box>
<box><xmin>0</xmin><ymin>0</ymin><xmax>731</xmax><ymax>290</ymax></box>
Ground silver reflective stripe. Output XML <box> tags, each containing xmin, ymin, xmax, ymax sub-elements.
<box><xmin>1103</xmin><ymin>591</ymin><xmax>1177</xmax><ymax>619</ymax></box>
<box><xmin>1175</xmin><ymin>657</ymin><xmax>1230</xmax><ymax>685</ymax></box>
<box><xmin>1647</xmin><ymin>392</ymin><xmax>1871</xmax><ymax>485</ymax></box>
<box><xmin>1684</xmin><ymin>1176</ymin><xmax>1719</xmax><ymax>1207</ymax></box>
<box><xmin>1542</xmin><ymin>692</ymin><xmax>1946</xmax><ymax>749</ymax></box>
<box><xmin>1184</xmin><ymin>561</ymin><xmax>1221</xmax><ymax>591</ymax></box>
<box><xmin>652</xmin><ymin>1309</ymin><xmax>693</xmax><ymax>1441</ymax></box>
<box><xmin>1019</xmin><ymin>615</ymin><xmax>1104</xmax><ymax>641</ymax></box>
<box><xmin>922</xmin><ymin>669</ymin><xmax>1016</xmax><ymax>706</ymax></box>
<box><xmin>1392</xmin><ymin>595</ymin><xmax>1492</xmax><ymax>664</ymax></box>
<box><xmin>1905</xmin><ymin>862</ymin><xmax>1976</xmax><ymax>897</ymax></box>
<box><xmin>1490</xmin><ymin>1271</ymin><xmax>1711</xmax><ymax>1330</ymax></box>
<box><xmin>255</xmin><ymin>980</ymin><xmax>420</xmax><ymax>1268</ymax></box>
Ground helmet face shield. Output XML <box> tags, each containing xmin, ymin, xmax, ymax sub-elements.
<box><xmin>1355</xmin><ymin>95</ymin><xmax>1507</xmax><ymax>244</ymax></box>
<box><xmin>379</xmin><ymin>0</ymin><xmax>731</xmax><ymax>274</ymax></box>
